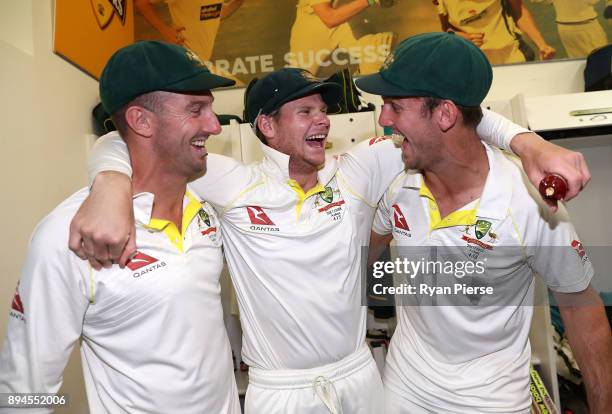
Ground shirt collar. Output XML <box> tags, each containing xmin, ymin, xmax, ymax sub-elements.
<box><xmin>259</xmin><ymin>141</ymin><xmax>339</xmax><ymax>187</ymax></box>
<box><xmin>133</xmin><ymin>192</ymin><xmax>155</xmax><ymax>227</ymax></box>
<box><xmin>400</xmin><ymin>143</ymin><xmax>512</xmax><ymax>221</ymax></box>
<box><xmin>132</xmin><ymin>187</ymin><xmax>203</xmax><ymax>228</ymax></box>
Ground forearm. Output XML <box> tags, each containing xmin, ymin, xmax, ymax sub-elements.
<box><xmin>312</xmin><ymin>0</ymin><xmax>369</xmax><ymax>29</ymax></box>
<box><xmin>476</xmin><ymin>109</ymin><xmax>530</xmax><ymax>152</ymax></box>
<box><xmin>221</xmin><ymin>0</ymin><xmax>244</xmax><ymax>19</ymax></box>
<box><xmin>368</xmin><ymin>231</ymin><xmax>393</xmax><ymax>266</ymax></box>
<box><xmin>557</xmin><ymin>290</ymin><xmax>612</xmax><ymax>412</ymax></box>
<box><xmin>514</xmin><ymin>4</ymin><xmax>548</xmax><ymax>50</ymax></box>
<box><xmin>438</xmin><ymin>13</ymin><xmax>451</xmax><ymax>31</ymax></box>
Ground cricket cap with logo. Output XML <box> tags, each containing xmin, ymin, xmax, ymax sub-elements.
<box><xmin>244</xmin><ymin>68</ymin><xmax>342</xmax><ymax>133</ymax></box>
<box><xmin>100</xmin><ymin>40</ymin><xmax>235</xmax><ymax>114</ymax></box>
<box><xmin>356</xmin><ymin>32</ymin><xmax>493</xmax><ymax>107</ymax></box>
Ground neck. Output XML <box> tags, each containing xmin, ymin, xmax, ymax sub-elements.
<box><xmin>130</xmin><ymin>150</ymin><xmax>188</xmax><ymax>230</ymax></box>
<box><xmin>288</xmin><ymin>156</ymin><xmax>319</xmax><ymax>192</ymax></box>
<box><xmin>422</xmin><ymin>131</ymin><xmax>489</xmax><ymax>217</ymax></box>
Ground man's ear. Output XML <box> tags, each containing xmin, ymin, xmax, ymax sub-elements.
<box><xmin>257</xmin><ymin>114</ymin><xmax>276</xmax><ymax>142</ymax></box>
<box><xmin>436</xmin><ymin>100</ymin><xmax>458</xmax><ymax>132</ymax></box>
<box><xmin>124</xmin><ymin>106</ymin><xmax>155</xmax><ymax>138</ymax></box>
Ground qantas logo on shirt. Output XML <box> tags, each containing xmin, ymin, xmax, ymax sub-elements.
<box><xmin>570</xmin><ymin>239</ymin><xmax>589</xmax><ymax>263</ymax></box>
<box><xmin>127</xmin><ymin>252</ymin><xmax>159</xmax><ymax>270</ymax></box>
<box><xmin>11</xmin><ymin>285</ymin><xmax>24</xmax><ymax>314</ymax></box>
<box><xmin>571</xmin><ymin>239</ymin><xmax>585</xmax><ymax>258</ymax></box>
<box><xmin>392</xmin><ymin>204</ymin><xmax>409</xmax><ymax>230</ymax></box>
<box><xmin>246</xmin><ymin>206</ymin><xmax>279</xmax><ymax>232</ymax></box>
<box><xmin>127</xmin><ymin>252</ymin><xmax>167</xmax><ymax>278</ymax></box>
<box><xmin>247</xmin><ymin>206</ymin><xmax>275</xmax><ymax>225</ymax></box>
<box><xmin>390</xmin><ymin>204</ymin><xmax>411</xmax><ymax>237</ymax></box>
<box><xmin>9</xmin><ymin>283</ymin><xmax>25</xmax><ymax>322</ymax></box>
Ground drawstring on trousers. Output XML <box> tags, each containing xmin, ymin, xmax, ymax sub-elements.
<box><xmin>313</xmin><ymin>376</ymin><xmax>343</xmax><ymax>414</ymax></box>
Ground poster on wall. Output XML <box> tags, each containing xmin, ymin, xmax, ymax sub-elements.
<box><xmin>55</xmin><ymin>0</ymin><xmax>611</xmax><ymax>86</ymax></box>
<box><xmin>54</xmin><ymin>0</ymin><xmax>134</xmax><ymax>79</ymax></box>
<box><xmin>133</xmin><ymin>0</ymin><xmax>612</xmax><ymax>87</ymax></box>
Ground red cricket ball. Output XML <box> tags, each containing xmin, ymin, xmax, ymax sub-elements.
<box><xmin>539</xmin><ymin>174</ymin><xmax>568</xmax><ymax>200</ymax></box>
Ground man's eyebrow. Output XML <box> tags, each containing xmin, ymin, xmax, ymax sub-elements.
<box><xmin>295</xmin><ymin>104</ymin><xmax>328</xmax><ymax>110</ymax></box>
<box><xmin>185</xmin><ymin>98</ymin><xmax>213</xmax><ymax>109</ymax></box>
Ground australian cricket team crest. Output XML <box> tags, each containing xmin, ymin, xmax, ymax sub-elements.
<box><xmin>197</xmin><ymin>204</ymin><xmax>218</xmax><ymax>241</ymax></box>
<box><xmin>91</xmin><ymin>0</ymin><xmax>126</xmax><ymax>29</ymax></box>
<box><xmin>198</xmin><ymin>209</ymin><xmax>211</xmax><ymax>227</ymax></box>
<box><xmin>320</xmin><ymin>186</ymin><xmax>334</xmax><ymax>203</ymax></box>
<box><xmin>460</xmin><ymin>220</ymin><xmax>497</xmax><ymax>260</ymax></box>
<box><xmin>314</xmin><ymin>179</ymin><xmax>345</xmax><ymax>222</ymax></box>
<box><xmin>475</xmin><ymin>220</ymin><xmax>492</xmax><ymax>240</ymax></box>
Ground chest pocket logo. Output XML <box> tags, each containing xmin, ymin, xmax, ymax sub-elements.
<box><xmin>316</xmin><ymin>184</ymin><xmax>345</xmax><ymax>222</ymax></box>
<box><xmin>197</xmin><ymin>208</ymin><xmax>218</xmax><ymax>239</ymax></box>
<box><xmin>475</xmin><ymin>220</ymin><xmax>492</xmax><ymax>240</ymax></box>
<box><xmin>320</xmin><ymin>187</ymin><xmax>333</xmax><ymax>203</ymax></box>
<box><xmin>246</xmin><ymin>206</ymin><xmax>280</xmax><ymax>232</ymax></box>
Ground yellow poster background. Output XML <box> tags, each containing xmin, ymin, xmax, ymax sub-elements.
<box><xmin>134</xmin><ymin>0</ymin><xmax>611</xmax><ymax>87</ymax></box>
<box><xmin>54</xmin><ymin>0</ymin><xmax>134</xmax><ymax>79</ymax></box>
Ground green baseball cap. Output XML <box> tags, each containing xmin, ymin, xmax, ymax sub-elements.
<box><xmin>244</xmin><ymin>68</ymin><xmax>342</xmax><ymax>129</ymax></box>
<box><xmin>356</xmin><ymin>32</ymin><xmax>492</xmax><ymax>106</ymax></box>
<box><xmin>100</xmin><ymin>41</ymin><xmax>235</xmax><ymax>114</ymax></box>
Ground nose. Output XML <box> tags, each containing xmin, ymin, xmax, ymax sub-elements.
<box><xmin>204</xmin><ymin>111</ymin><xmax>222</xmax><ymax>135</ymax></box>
<box><xmin>314</xmin><ymin>110</ymin><xmax>330</xmax><ymax>128</ymax></box>
<box><xmin>378</xmin><ymin>105</ymin><xmax>393</xmax><ymax>128</ymax></box>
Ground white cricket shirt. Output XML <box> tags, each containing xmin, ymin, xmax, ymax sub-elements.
<box><xmin>87</xmin><ymin>110</ymin><xmax>526</xmax><ymax>371</ymax></box>
<box><xmin>373</xmin><ymin>144</ymin><xmax>593</xmax><ymax>412</ymax></box>
<box><xmin>0</xmin><ymin>188</ymin><xmax>240</xmax><ymax>414</ymax></box>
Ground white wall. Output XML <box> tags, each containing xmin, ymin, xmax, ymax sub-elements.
<box><xmin>0</xmin><ymin>1</ymin><xmax>98</xmax><ymax>413</ymax></box>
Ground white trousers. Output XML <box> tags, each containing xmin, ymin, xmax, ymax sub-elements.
<box><xmin>245</xmin><ymin>343</ymin><xmax>384</xmax><ymax>414</ymax></box>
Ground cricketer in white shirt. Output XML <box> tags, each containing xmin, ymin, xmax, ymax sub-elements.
<box><xmin>372</xmin><ymin>144</ymin><xmax>594</xmax><ymax>413</ymax></box>
<box><xmin>82</xmin><ymin>110</ymin><xmax>526</xmax><ymax>412</ymax></box>
<box><xmin>0</xmin><ymin>189</ymin><xmax>240</xmax><ymax>414</ymax></box>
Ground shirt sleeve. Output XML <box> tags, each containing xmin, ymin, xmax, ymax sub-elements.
<box><xmin>88</xmin><ymin>132</ymin><xmax>132</xmax><ymax>185</ymax></box>
<box><xmin>477</xmin><ymin>109</ymin><xmax>530</xmax><ymax>153</ymax></box>
<box><xmin>338</xmin><ymin>110</ymin><xmax>527</xmax><ymax>206</ymax></box>
<box><xmin>188</xmin><ymin>154</ymin><xmax>256</xmax><ymax>210</ymax></box>
<box><xmin>337</xmin><ymin>137</ymin><xmax>405</xmax><ymax>207</ymax></box>
<box><xmin>527</xmin><ymin>200</ymin><xmax>594</xmax><ymax>294</ymax></box>
<box><xmin>372</xmin><ymin>187</ymin><xmax>393</xmax><ymax>236</ymax></box>
<box><xmin>88</xmin><ymin>133</ymin><xmax>253</xmax><ymax>210</ymax></box>
<box><xmin>0</xmin><ymin>215</ymin><xmax>90</xmax><ymax>406</ymax></box>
